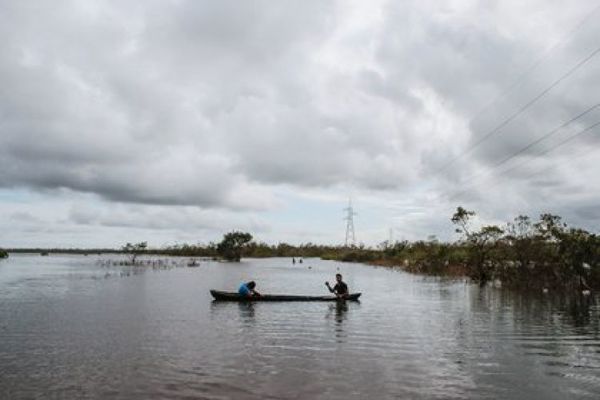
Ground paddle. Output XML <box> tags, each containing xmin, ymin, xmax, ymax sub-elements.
<box><xmin>325</xmin><ymin>281</ymin><xmax>350</xmax><ymax>300</ymax></box>
<box><xmin>325</xmin><ymin>281</ymin><xmax>341</xmax><ymax>299</ymax></box>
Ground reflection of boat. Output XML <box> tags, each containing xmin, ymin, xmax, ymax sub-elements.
<box><xmin>210</xmin><ymin>290</ymin><xmax>361</xmax><ymax>302</ymax></box>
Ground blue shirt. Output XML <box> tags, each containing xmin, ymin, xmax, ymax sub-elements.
<box><xmin>238</xmin><ymin>283</ymin><xmax>250</xmax><ymax>296</ymax></box>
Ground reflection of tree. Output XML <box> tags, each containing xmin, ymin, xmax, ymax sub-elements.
<box><xmin>471</xmin><ymin>286</ymin><xmax>599</xmax><ymax>330</ymax></box>
<box><xmin>565</xmin><ymin>294</ymin><xmax>595</xmax><ymax>328</ymax></box>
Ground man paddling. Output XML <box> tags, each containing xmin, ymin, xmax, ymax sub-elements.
<box><xmin>325</xmin><ymin>273</ymin><xmax>349</xmax><ymax>299</ymax></box>
<box><xmin>238</xmin><ymin>281</ymin><xmax>261</xmax><ymax>297</ymax></box>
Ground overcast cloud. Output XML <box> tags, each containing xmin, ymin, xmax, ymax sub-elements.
<box><xmin>1</xmin><ymin>0</ymin><xmax>599</xmax><ymax>247</ymax></box>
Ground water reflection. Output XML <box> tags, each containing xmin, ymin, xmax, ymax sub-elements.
<box><xmin>237</xmin><ymin>302</ymin><xmax>256</xmax><ymax>323</ymax></box>
<box><xmin>326</xmin><ymin>301</ymin><xmax>349</xmax><ymax>325</ymax></box>
<box><xmin>2</xmin><ymin>255</ymin><xmax>600</xmax><ymax>400</ymax></box>
<box><xmin>564</xmin><ymin>294</ymin><xmax>597</xmax><ymax>328</ymax></box>
<box><xmin>473</xmin><ymin>286</ymin><xmax>600</xmax><ymax>331</ymax></box>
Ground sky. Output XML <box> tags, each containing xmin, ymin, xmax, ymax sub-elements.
<box><xmin>1</xmin><ymin>0</ymin><xmax>600</xmax><ymax>248</ymax></box>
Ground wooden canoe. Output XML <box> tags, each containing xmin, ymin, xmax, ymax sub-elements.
<box><xmin>210</xmin><ymin>290</ymin><xmax>361</xmax><ymax>302</ymax></box>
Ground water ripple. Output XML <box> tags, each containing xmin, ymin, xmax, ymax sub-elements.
<box><xmin>1</xmin><ymin>256</ymin><xmax>599</xmax><ymax>399</ymax></box>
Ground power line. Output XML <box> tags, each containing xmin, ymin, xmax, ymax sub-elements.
<box><xmin>454</xmin><ymin>102</ymin><xmax>600</xmax><ymax>185</ymax></box>
<box><xmin>468</xmin><ymin>3</ymin><xmax>600</xmax><ymax>125</ymax></box>
<box><xmin>497</xmin><ymin>119</ymin><xmax>600</xmax><ymax>173</ymax></box>
<box><xmin>448</xmin><ymin>120</ymin><xmax>600</xmax><ymax>200</ymax></box>
<box><xmin>521</xmin><ymin>141</ymin><xmax>600</xmax><ymax>182</ymax></box>
<box><xmin>456</xmin><ymin>134</ymin><xmax>600</xmax><ymax>202</ymax></box>
<box><xmin>429</xmin><ymin>104</ymin><xmax>600</xmax><ymax>203</ymax></box>
<box><xmin>516</xmin><ymin>143</ymin><xmax>600</xmax><ymax>213</ymax></box>
<box><xmin>458</xmin><ymin>142</ymin><xmax>600</xmax><ymax>230</ymax></box>
<box><xmin>392</xmin><ymin>7</ymin><xmax>600</xmax><ymax>226</ymax></box>
<box><xmin>438</xmin><ymin>43</ymin><xmax>600</xmax><ymax>172</ymax></box>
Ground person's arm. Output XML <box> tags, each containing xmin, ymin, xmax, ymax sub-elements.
<box><xmin>251</xmin><ymin>289</ymin><xmax>261</xmax><ymax>296</ymax></box>
<box><xmin>325</xmin><ymin>282</ymin><xmax>335</xmax><ymax>293</ymax></box>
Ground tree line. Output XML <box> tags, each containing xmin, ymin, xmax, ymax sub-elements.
<box><xmin>3</xmin><ymin>207</ymin><xmax>598</xmax><ymax>291</ymax></box>
<box><xmin>333</xmin><ymin>207</ymin><xmax>600</xmax><ymax>291</ymax></box>
<box><xmin>203</xmin><ymin>209</ymin><xmax>599</xmax><ymax>291</ymax></box>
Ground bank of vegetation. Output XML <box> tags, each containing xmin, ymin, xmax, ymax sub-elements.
<box><xmin>131</xmin><ymin>208</ymin><xmax>600</xmax><ymax>291</ymax></box>
<box><xmin>7</xmin><ymin>207</ymin><xmax>599</xmax><ymax>291</ymax></box>
<box><xmin>0</xmin><ymin>248</ymin><xmax>8</xmax><ymax>259</ymax></box>
<box><xmin>325</xmin><ymin>207</ymin><xmax>600</xmax><ymax>292</ymax></box>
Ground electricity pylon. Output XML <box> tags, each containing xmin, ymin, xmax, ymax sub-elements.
<box><xmin>343</xmin><ymin>199</ymin><xmax>356</xmax><ymax>246</ymax></box>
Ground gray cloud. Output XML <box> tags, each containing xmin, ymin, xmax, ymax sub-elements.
<box><xmin>9</xmin><ymin>211</ymin><xmax>41</xmax><ymax>223</ymax></box>
<box><xmin>1</xmin><ymin>0</ymin><xmax>599</xmax><ymax>244</ymax></box>
<box><xmin>68</xmin><ymin>202</ymin><xmax>270</xmax><ymax>233</ymax></box>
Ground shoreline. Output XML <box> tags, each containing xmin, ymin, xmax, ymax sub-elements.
<box><xmin>3</xmin><ymin>251</ymin><xmax>597</xmax><ymax>293</ymax></box>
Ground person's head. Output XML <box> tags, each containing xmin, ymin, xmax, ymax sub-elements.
<box><xmin>335</xmin><ymin>273</ymin><xmax>342</xmax><ymax>282</ymax></box>
<box><xmin>247</xmin><ymin>281</ymin><xmax>256</xmax><ymax>289</ymax></box>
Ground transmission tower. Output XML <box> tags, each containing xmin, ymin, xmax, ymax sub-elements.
<box><xmin>343</xmin><ymin>199</ymin><xmax>357</xmax><ymax>246</ymax></box>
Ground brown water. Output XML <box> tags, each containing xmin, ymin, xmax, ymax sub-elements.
<box><xmin>1</xmin><ymin>254</ymin><xmax>599</xmax><ymax>399</ymax></box>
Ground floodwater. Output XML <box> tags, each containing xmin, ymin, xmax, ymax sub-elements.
<box><xmin>1</xmin><ymin>255</ymin><xmax>599</xmax><ymax>399</ymax></box>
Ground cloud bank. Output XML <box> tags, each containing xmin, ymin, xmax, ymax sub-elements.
<box><xmin>1</xmin><ymin>0</ymin><xmax>599</xmax><ymax>246</ymax></box>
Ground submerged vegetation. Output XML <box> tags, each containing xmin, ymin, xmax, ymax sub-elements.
<box><xmin>121</xmin><ymin>241</ymin><xmax>148</xmax><ymax>265</ymax></box>
<box><xmin>145</xmin><ymin>210</ymin><xmax>600</xmax><ymax>291</ymax></box>
<box><xmin>216</xmin><ymin>231</ymin><xmax>253</xmax><ymax>262</ymax></box>
<box><xmin>330</xmin><ymin>208</ymin><xmax>600</xmax><ymax>292</ymax></box>
<box><xmin>6</xmin><ymin>207</ymin><xmax>599</xmax><ymax>292</ymax></box>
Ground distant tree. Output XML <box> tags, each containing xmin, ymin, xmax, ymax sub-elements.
<box><xmin>469</xmin><ymin>226</ymin><xmax>504</xmax><ymax>281</ymax></box>
<box><xmin>452</xmin><ymin>207</ymin><xmax>503</xmax><ymax>284</ymax></box>
<box><xmin>505</xmin><ymin>215</ymin><xmax>538</xmax><ymax>275</ymax></box>
<box><xmin>275</xmin><ymin>242</ymin><xmax>295</xmax><ymax>257</ymax></box>
<box><xmin>0</xmin><ymin>249</ymin><xmax>8</xmax><ymax>259</ymax></box>
<box><xmin>244</xmin><ymin>241</ymin><xmax>273</xmax><ymax>258</ymax></box>
<box><xmin>379</xmin><ymin>240</ymin><xmax>408</xmax><ymax>259</ymax></box>
<box><xmin>530</xmin><ymin>213</ymin><xmax>569</xmax><ymax>267</ymax></box>
<box><xmin>556</xmin><ymin>228</ymin><xmax>597</xmax><ymax>289</ymax></box>
<box><xmin>122</xmin><ymin>241</ymin><xmax>148</xmax><ymax>264</ymax></box>
<box><xmin>217</xmin><ymin>232</ymin><xmax>253</xmax><ymax>262</ymax></box>
<box><xmin>451</xmin><ymin>206</ymin><xmax>476</xmax><ymax>236</ymax></box>
<box><xmin>534</xmin><ymin>213</ymin><xmax>567</xmax><ymax>241</ymax></box>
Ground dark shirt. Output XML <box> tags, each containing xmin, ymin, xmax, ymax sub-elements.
<box><xmin>333</xmin><ymin>281</ymin><xmax>348</xmax><ymax>295</ymax></box>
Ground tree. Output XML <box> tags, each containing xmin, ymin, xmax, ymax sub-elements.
<box><xmin>534</xmin><ymin>213</ymin><xmax>566</xmax><ymax>241</ymax></box>
<box><xmin>217</xmin><ymin>232</ymin><xmax>253</xmax><ymax>261</ymax></box>
<box><xmin>451</xmin><ymin>206</ymin><xmax>476</xmax><ymax>237</ymax></box>
<box><xmin>554</xmin><ymin>228</ymin><xmax>597</xmax><ymax>290</ymax></box>
<box><xmin>452</xmin><ymin>207</ymin><xmax>503</xmax><ymax>284</ymax></box>
<box><xmin>532</xmin><ymin>213</ymin><xmax>568</xmax><ymax>266</ymax></box>
<box><xmin>379</xmin><ymin>240</ymin><xmax>408</xmax><ymax>260</ymax></box>
<box><xmin>0</xmin><ymin>249</ymin><xmax>8</xmax><ymax>259</ymax></box>
<box><xmin>468</xmin><ymin>226</ymin><xmax>504</xmax><ymax>283</ymax></box>
<box><xmin>122</xmin><ymin>241</ymin><xmax>147</xmax><ymax>264</ymax></box>
<box><xmin>505</xmin><ymin>215</ymin><xmax>538</xmax><ymax>276</ymax></box>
